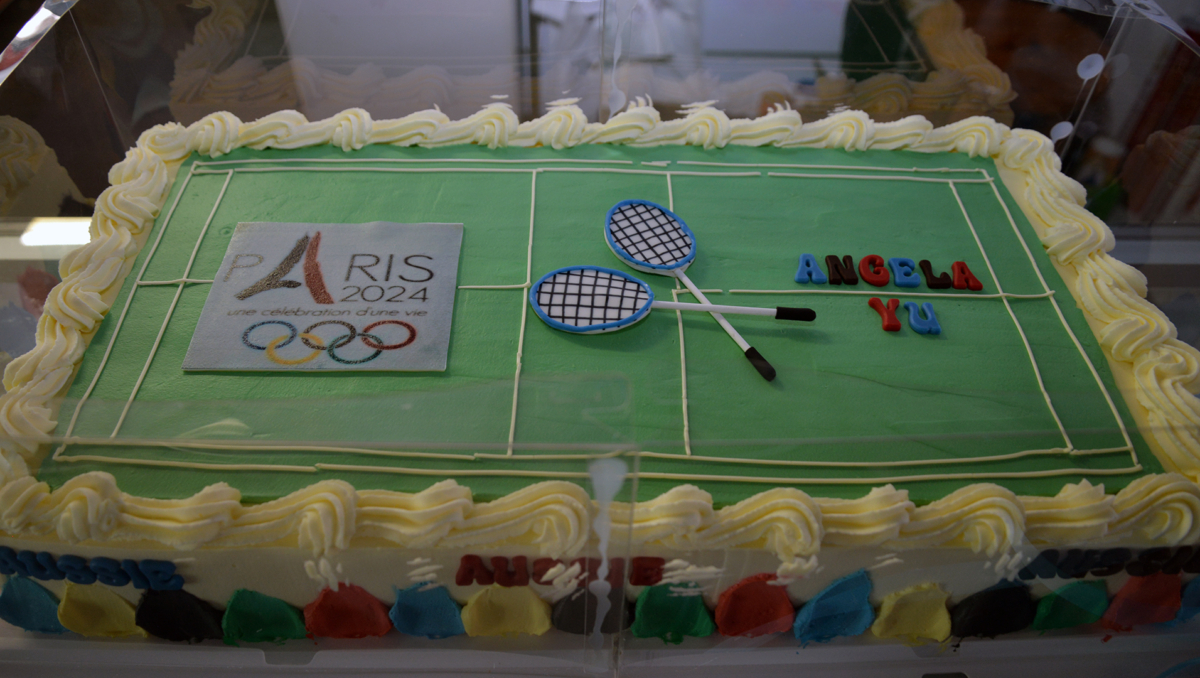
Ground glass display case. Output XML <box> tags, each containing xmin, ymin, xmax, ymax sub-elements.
<box><xmin>0</xmin><ymin>1</ymin><xmax>1198</xmax><ymax>676</ymax></box>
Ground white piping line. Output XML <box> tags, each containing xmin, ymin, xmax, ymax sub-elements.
<box><xmin>666</xmin><ymin>171</ymin><xmax>674</xmax><ymax>211</ymax></box>
<box><xmin>637</xmin><ymin>445</ymin><xmax>1133</xmax><ymax>468</ymax></box>
<box><xmin>986</xmin><ymin>175</ymin><xmax>1137</xmax><ymax>464</ymax></box>
<box><xmin>54</xmin><ymin>164</ymin><xmax>198</xmax><ymax>459</ymax></box>
<box><xmin>951</xmin><ymin>181</ymin><xmax>1074</xmax><ymax>452</ymax></box>
<box><xmin>51</xmin><ymin>443</ymin><xmax>1138</xmax><ymax>475</ymax></box>
<box><xmin>458</xmin><ymin>284</ymin><xmax>526</xmax><ymax>289</ymax></box>
<box><xmin>190</xmin><ymin>166</ymin><xmax>760</xmax><ymax>178</ymax></box>
<box><xmin>56</xmin><ymin>454</ymin><xmax>318</xmax><ymax>473</ymax></box>
<box><xmin>676</xmin><ymin>161</ymin><xmax>985</xmax><ymax>174</ymax></box>
<box><xmin>51</xmin><ymin>452</ymin><xmax>1142</xmax><ymax>481</ymax></box>
<box><xmin>770</xmin><ymin>171</ymin><xmax>992</xmax><ymax>184</ymax></box>
<box><xmin>196</xmin><ymin>167</ymin><xmax>533</xmax><ymax>175</ymax></box>
<box><xmin>110</xmin><ymin>171</ymin><xmax>234</xmax><ymax>438</ymax></box>
<box><xmin>633</xmin><ymin>465</ymin><xmax>1144</xmax><ymax>485</ymax></box>
<box><xmin>315</xmin><ymin>463</ymin><xmax>593</xmax><ymax>478</ymax></box>
<box><xmin>505</xmin><ymin>170</ymin><xmax>537</xmax><ymax>456</ymax></box>
<box><xmin>673</xmin><ymin>288</ymin><xmax>692</xmax><ymax>456</ymax></box>
<box><xmin>194</xmin><ymin>157</ymin><xmax>634</xmax><ymax>166</ymax></box>
<box><xmin>729</xmin><ymin>289</ymin><xmax>1054</xmax><ymax>300</ymax></box>
<box><xmin>138</xmin><ymin>278</ymin><xmax>214</xmax><ymax>286</ymax></box>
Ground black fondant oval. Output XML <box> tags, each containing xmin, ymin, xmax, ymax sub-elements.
<box><xmin>551</xmin><ymin>587</ymin><xmax>631</xmax><ymax>635</ymax></box>
<box><xmin>950</xmin><ymin>583</ymin><xmax>1036</xmax><ymax>639</ymax></box>
<box><xmin>135</xmin><ymin>589</ymin><xmax>224</xmax><ymax>643</ymax></box>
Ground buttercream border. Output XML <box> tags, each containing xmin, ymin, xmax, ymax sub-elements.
<box><xmin>0</xmin><ymin>103</ymin><xmax>1197</xmax><ymax>564</ymax></box>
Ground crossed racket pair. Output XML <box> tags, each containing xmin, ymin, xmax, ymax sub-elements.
<box><xmin>530</xmin><ymin>200</ymin><xmax>816</xmax><ymax>382</ymax></box>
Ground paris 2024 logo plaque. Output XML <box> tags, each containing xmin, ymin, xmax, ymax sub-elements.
<box><xmin>184</xmin><ymin>222</ymin><xmax>463</xmax><ymax>371</ymax></box>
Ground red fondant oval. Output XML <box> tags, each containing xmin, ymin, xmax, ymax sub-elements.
<box><xmin>1101</xmin><ymin>572</ymin><xmax>1182</xmax><ymax>632</ymax></box>
<box><xmin>304</xmin><ymin>584</ymin><xmax>392</xmax><ymax>638</ymax></box>
<box><xmin>715</xmin><ymin>573</ymin><xmax>795</xmax><ymax>637</ymax></box>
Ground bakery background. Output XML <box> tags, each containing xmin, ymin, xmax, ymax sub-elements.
<box><xmin>0</xmin><ymin>0</ymin><xmax>1197</xmax><ymax>674</ymax></box>
<box><xmin>0</xmin><ymin>0</ymin><xmax>1196</xmax><ymax>390</ymax></box>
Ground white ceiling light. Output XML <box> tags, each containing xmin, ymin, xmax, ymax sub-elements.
<box><xmin>19</xmin><ymin>218</ymin><xmax>92</xmax><ymax>247</ymax></box>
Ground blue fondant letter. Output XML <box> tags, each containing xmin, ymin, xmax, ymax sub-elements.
<box><xmin>794</xmin><ymin>254</ymin><xmax>828</xmax><ymax>284</ymax></box>
<box><xmin>140</xmin><ymin>560</ymin><xmax>185</xmax><ymax>591</ymax></box>
<box><xmin>89</xmin><ymin>557</ymin><xmax>131</xmax><ymax>587</ymax></box>
<box><xmin>56</xmin><ymin>555</ymin><xmax>97</xmax><ymax>585</ymax></box>
<box><xmin>903</xmin><ymin>301</ymin><xmax>941</xmax><ymax>335</ymax></box>
<box><xmin>0</xmin><ymin>547</ymin><xmax>24</xmax><ymax>577</ymax></box>
<box><xmin>16</xmin><ymin>551</ymin><xmax>64</xmax><ymax>581</ymax></box>
<box><xmin>888</xmin><ymin>258</ymin><xmax>921</xmax><ymax>288</ymax></box>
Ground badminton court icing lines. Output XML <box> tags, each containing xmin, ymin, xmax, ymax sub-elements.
<box><xmin>949</xmin><ymin>181</ymin><xmax>1075</xmax><ymax>454</ymax></box>
<box><xmin>56</xmin><ymin>158</ymin><xmax>1138</xmax><ymax>482</ymax></box>
<box><xmin>54</xmin><ymin>163</ymin><xmax>200</xmax><ymax>459</ymax></box>
<box><xmin>982</xmin><ymin>170</ymin><xmax>1137</xmax><ymax>464</ymax></box>
<box><xmin>661</xmin><ymin>169</ymin><xmax>1134</xmax><ymax>476</ymax></box>
<box><xmin>109</xmin><ymin>171</ymin><xmax>235</xmax><ymax>439</ymax></box>
<box><xmin>506</xmin><ymin>170</ymin><xmax>535</xmax><ymax>457</ymax></box>
<box><xmin>762</xmin><ymin>169</ymin><xmax>1130</xmax><ymax>459</ymax></box>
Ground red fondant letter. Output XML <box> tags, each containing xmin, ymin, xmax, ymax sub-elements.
<box><xmin>491</xmin><ymin>556</ymin><xmax>530</xmax><ymax>587</ymax></box>
<box><xmin>630</xmin><ymin>557</ymin><xmax>665</xmax><ymax>586</ymax></box>
<box><xmin>606</xmin><ymin>558</ymin><xmax>626</xmax><ymax>588</ymax></box>
<box><xmin>456</xmin><ymin>555</ymin><xmax>494</xmax><ymax>586</ymax></box>
<box><xmin>868</xmin><ymin>297</ymin><xmax>902</xmax><ymax>332</ymax></box>
<box><xmin>952</xmin><ymin>261</ymin><xmax>984</xmax><ymax>291</ymax></box>
<box><xmin>859</xmin><ymin>254</ymin><xmax>889</xmax><ymax>287</ymax></box>
<box><xmin>532</xmin><ymin>558</ymin><xmax>562</xmax><ymax>585</ymax></box>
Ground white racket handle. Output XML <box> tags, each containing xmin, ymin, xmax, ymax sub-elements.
<box><xmin>673</xmin><ymin>271</ymin><xmax>752</xmax><ymax>352</ymax></box>
<box><xmin>651</xmin><ymin>300</ymin><xmax>814</xmax><ymax>320</ymax></box>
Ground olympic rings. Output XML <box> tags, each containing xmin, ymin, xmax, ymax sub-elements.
<box><xmin>242</xmin><ymin>320</ymin><xmax>417</xmax><ymax>365</ymax></box>
<box><xmin>266</xmin><ymin>333</ymin><xmax>324</xmax><ymax>365</ymax></box>
<box><xmin>362</xmin><ymin>320</ymin><xmax>417</xmax><ymax>350</ymax></box>
<box><xmin>243</xmin><ymin>320</ymin><xmax>297</xmax><ymax>350</ymax></box>
<box><xmin>327</xmin><ymin>332</ymin><xmax>383</xmax><ymax>365</ymax></box>
<box><xmin>301</xmin><ymin>320</ymin><xmax>356</xmax><ymax>350</ymax></box>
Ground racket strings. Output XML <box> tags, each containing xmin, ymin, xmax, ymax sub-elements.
<box><xmin>610</xmin><ymin>203</ymin><xmax>693</xmax><ymax>267</ymax></box>
<box><xmin>535</xmin><ymin>269</ymin><xmax>650</xmax><ymax>327</ymax></box>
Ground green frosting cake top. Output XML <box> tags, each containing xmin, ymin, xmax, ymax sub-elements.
<box><xmin>47</xmin><ymin>140</ymin><xmax>1152</xmax><ymax>506</ymax></box>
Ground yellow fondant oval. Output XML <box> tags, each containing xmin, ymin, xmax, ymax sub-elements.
<box><xmin>57</xmin><ymin>582</ymin><xmax>147</xmax><ymax>638</ymax></box>
<box><xmin>460</xmin><ymin>585</ymin><xmax>551</xmax><ymax>637</ymax></box>
<box><xmin>870</xmin><ymin>582</ymin><xmax>951</xmax><ymax>645</ymax></box>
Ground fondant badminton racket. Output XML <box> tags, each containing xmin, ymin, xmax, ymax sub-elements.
<box><xmin>604</xmin><ymin>199</ymin><xmax>783</xmax><ymax>381</ymax></box>
<box><xmin>530</xmin><ymin>266</ymin><xmax>814</xmax><ymax>335</ymax></box>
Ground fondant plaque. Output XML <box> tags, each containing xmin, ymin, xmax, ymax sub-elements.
<box><xmin>184</xmin><ymin>222</ymin><xmax>462</xmax><ymax>371</ymax></box>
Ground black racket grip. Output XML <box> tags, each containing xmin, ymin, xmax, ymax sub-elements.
<box><xmin>775</xmin><ymin>307</ymin><xmax>816</xmax><ymax>321</ymax></box>
<box><xmin>744</xmin><ymin>347</ymin><xmax>776</xmax><ymax>381</ymax></box>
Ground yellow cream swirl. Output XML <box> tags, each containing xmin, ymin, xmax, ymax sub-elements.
<box><xmin>370</xmin><ymin>109</ymin><xmax>450</xmax><ymax>146</ymax></box>
<box><xmin>1020</xmin><ymin>480</ymin><xmax>1116</xmax><ymax>544</ymax></box>
<box><xmin>691</xmin><ymin>487</ymin><xmax>823</xmax><ymax>563</ymax></box>
<box><xmin>581</xmin><ymin>98</ymin><xmax>661</xmax><ymax>144</ymax></box>
<box><xmin>355</xmin><ymin>479</ymin><xmax>472</xmax><ymax>547</ymax></box>
<box><xmin>632</xmin><ymin>102</ymin><xmax>732</xmax><ymax>149</ymax></box>
<box><xmin>512</xmin><ymin>101</ymin><xmax>588</xmax><ymax>149</ymax></box>
<box><xmin>728</xmin><ymin>104</ymin><xmax>802</xmax><ymax>146</ymax></box>
<box><xmin>816</xmin><ymin>485</ymin><xmax>914</xmax><ymax>546</ymax></box>
<box><xmin>424</xmin><ymin>103</ymin><xmax>519</xmax><ymax>149</ymax></box>
<box><xmin>608</xmin><ymin>484</ymin><xmax>713</xmax><ymax>549</ymax></box>
<box><xmin>439</xmin><ymin>481</ymin><xmax>591</xmax><ymax>557</ymax></box>
<box><xmin>779</xmin><ymin>110</ymin><xmax>874</xmax><ymax>150</ymax></box>
<box><xmin>214</xmin><ymin>480</ymin><xmax>357</xmax><ymax>556</ymax></box>
<box><xmin>887</xmin><ymin>484</ymin><xmax>1024</xmax><ymax>556</ymax></box>
<box><xmin>912</xmin><ymin>116</ymin><xmax>1008</xmax><ymax>157</ymax></box>
<box><xmin>1104</xmin><ymin>473</ymin><xmax>1200</xmax><ymax>545</ymax></box>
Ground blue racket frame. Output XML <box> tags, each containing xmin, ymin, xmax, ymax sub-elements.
<box><xmin>604</xmin><ymin>199</ymin><xmax>697</xmax><ymax>274</ymax></box>
<box><xmin>530</xmin><ymin>265</ymin><xmax>658</xmax><ymax>334</ymax></box>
